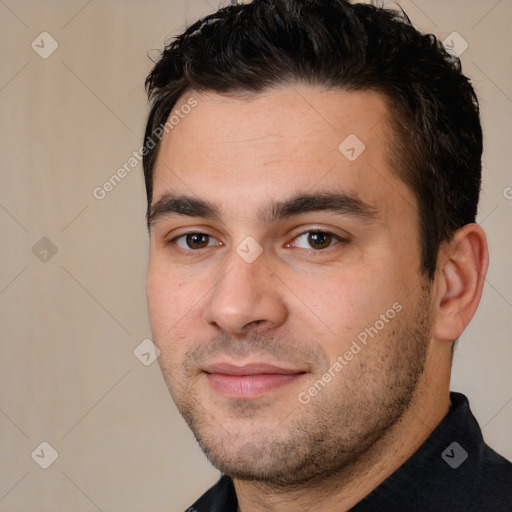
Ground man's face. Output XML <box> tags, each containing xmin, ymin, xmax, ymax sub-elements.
<box><xmin>146</xmin><ymin>85</ymin><xmax>434</xmax><ymax>485</ymax></box>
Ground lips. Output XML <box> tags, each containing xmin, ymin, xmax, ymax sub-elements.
<box><xmin>203</xmin><ymin>362</ymin><xmax>307</xmax><ymax>398</ymax></box>
<box><xmin>204</xmin><ymin>362</ymin><xmax>304</xmax><ymax>376</ymax></box>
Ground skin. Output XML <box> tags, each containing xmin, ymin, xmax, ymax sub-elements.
<box><xmin>146</xmin><ymin>85</ymin><xmax>488</xmax><ymax>511</ymax></box>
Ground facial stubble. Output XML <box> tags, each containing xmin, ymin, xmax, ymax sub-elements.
<box><xmin>159</xmin><ymin>287</ymin><xmax>432</xmax><ymax>488</ymax></box>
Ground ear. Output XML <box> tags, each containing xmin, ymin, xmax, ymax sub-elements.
<box><xmin>432</xmin><ymin>223</ymin><xmax>489</xmax><ymax>341</ymax></box>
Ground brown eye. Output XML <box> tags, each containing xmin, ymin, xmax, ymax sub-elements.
<box><xmin>185</xmin><ymin>233</ymin><xmax>211</xmax><ymax>249</ymax></box>
<box><xmin>307</xmin><ymin>231</ymin><xmax>334</xmax><ymax>249</ymax></box>
<box><xmin>170</xmin><ymin>232</ymin><xmax>221</xmax><ymax>252</ymax></box>
<box><xmin>287</xmin><ymin>230</ymin><xmax>342</xmax><ymax>250</ymax></box>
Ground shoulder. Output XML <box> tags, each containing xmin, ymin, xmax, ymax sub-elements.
<box><xmin>470</xmin><ymin>443</ymin><xmax>512</xmax><ymax>511</ymax></box>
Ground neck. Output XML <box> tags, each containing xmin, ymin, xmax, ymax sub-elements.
<box><xmin>233</xmin><ymin>352</ymin><xmax>451</xmax><ymax>512</ymax></box>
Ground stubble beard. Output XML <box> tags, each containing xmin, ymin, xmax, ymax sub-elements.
<box><xmin>161</xmin><ymin>288</ymin><xmax>432</xmax><ymax>489</ymax></box>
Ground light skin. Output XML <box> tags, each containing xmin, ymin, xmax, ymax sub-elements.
<box><xmin>146</xmin><ymin>85</ymin><xmax>488</xmax><ymax>511</ymax></box>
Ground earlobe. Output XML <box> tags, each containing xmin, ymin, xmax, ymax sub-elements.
<box><xmin>432</xmin><ymin>223</ymin><xmax>489</xmax><ymax>342</ymax></box>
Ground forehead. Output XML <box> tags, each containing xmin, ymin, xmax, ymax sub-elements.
<box><xmin>152</xmin><ymin>85</ymin><xmax>414</xmax><ymax>223</ymax></box>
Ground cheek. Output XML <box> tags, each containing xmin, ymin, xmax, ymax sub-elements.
<box><xmin>146</xmin><ymin>268</ymin><xmax>195</xmax><ymax>370</ymax></box>
<box><xmin>146</xmin><ymin>257</ymin><xmax>188</xmax><ymax>336</ymax></box>
<box><xmin>285</xmin><ymin>273</ymin><xmax>364</xmax><ymax>358</ymax></box>
<box><xmin>146</xmin><ymin>252</ymin><xmax>217</xmax><ymax>350</ymax></box>
<box><xmin>291</xmin><ymin>264</ymin><xmax>402</xmax><ymax>359</ymax></box>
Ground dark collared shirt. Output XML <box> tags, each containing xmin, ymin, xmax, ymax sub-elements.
<box><xmin>187</xmin><ymin>392</ymin><xmax>512</xmax><ymax>511</ymax></box>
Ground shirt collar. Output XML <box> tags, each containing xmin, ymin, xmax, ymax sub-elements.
<box><xmin>351</xmin><ymin>392</ymin><xmax>483</xmax><ymax>511</ymax></box>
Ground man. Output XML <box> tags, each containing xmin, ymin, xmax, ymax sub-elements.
<box><xmin>142</xmin><ymin>0</ymin><xmax>512</xmax><ymax>510</ymax></box>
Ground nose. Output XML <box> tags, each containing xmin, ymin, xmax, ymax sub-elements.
<box><xmin>202</xmin><ymin>247</ymin><xmax>288</xmax><ymax>335</ymax></box>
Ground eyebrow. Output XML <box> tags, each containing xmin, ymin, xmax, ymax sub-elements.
<box><xmin>266</xmin><ymin>191</ymin><xmax>378</xmax><ymax>223</ymax></box>
<box><xmin>148</xmin><ymin>195</ymin><xmax>221</xmax><ymax>229</ymax></box>
<box><xmin>147</xmin><ymin>190</ymin><xmax>378</xmax><ymax>229</ymax></box>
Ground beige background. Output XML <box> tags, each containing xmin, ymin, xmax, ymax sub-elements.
<box><xmin>0</xmin><ymin>0</ymin><xmax>510</xmax><ymax>510</ymax></box>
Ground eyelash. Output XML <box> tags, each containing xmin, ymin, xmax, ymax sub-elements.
<box><xmin>286</xmin><ymin>231</ymin><xmax>345</xmax><ymax>250</ymax></box>
<box><xmin>167</xmin><ymin>230</ymin><xmax>347</xmax><ymax>253</ymax></box>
